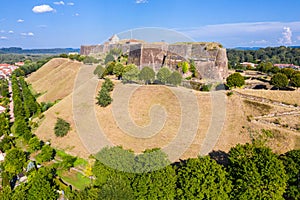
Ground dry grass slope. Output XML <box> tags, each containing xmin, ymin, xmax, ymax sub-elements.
<box><xmin>27</xmin><ymin>58</ymin><xmax>81</xmax><ymax>103</ymax></box>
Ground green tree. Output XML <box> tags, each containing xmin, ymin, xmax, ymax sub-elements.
<box><xmin>139</xmin><ymin>66</ymin><xmax>155</xmax><ymax>84</ymax></box>
<box><xmin>280</xmin><ymin>149</ymin><xmax>300</xmax><ymax>199</ymax></box>
<box><xmin>228</xmin><ymin>143</ymin><xmax>287</xmax><ymax>200</ymax></box>
<box><xmin>132</xmin><ymin>165</ymin><xmax>176</xmax><ymax>199</ymax></box>
<box><xmin>157</xmin><ymin>67</ymin><xmax>171</xmax><ymax>84</ymax></box>
<box><xmin>27</xmin><ymin>167</ymin><xmax>58</xmax><ymax>200</ymax></box>
<box><xmin>54</xmin><ymin>118</ymin><xmax>70</xmax><ymax>137</ymax></box>
<box><xmin>0</xmin><ymin>113</ymin><xmax>9</xmax><ymax>137</ymax></box>
<box><xmin>3</xmin><ymin>148</ymin><xmax>27</xmax><ymax>175</ymax></box>
<box><xmin>96</xmin><ymin>87</ymin><xmax>112</xmax><ymax>107</ymax></box>
<box><xmin>94</xmin><ymin>65</ymin><xmax>106</xmax><ymax>79</ymax></box>
<box><xmin>105</xmin><ymin>61</ymin><xmax>115</xmax><ymax>75</ymax></box>
<box><xmin>122</xmin><ymin>65</ymin><xmax>140</xmax><ymax>83</ymax></box>
<box><xmin>36</xmin><ymin>145</ymin><xmax>55</xmax><ymax>163</ymax></box>
<box><xmin>176</xmin><ymin>156</ymin><xmax>231</xmax><ymax>199</ymax></box>
<box><xmin>102</xmin><ymin>78</ymin><xmax>114</xmax><ymax>92</ymax></box>
<box><xmin>28</xmin><ymin>136</ymin><xmax>42</xmax><ymax>152</ymax></box>
<box><xmin>60</xmin><ymin>155</ymin><xmax>77</xmax><ymax>171</ymax></box>
<box><xmin>280</xmin><ymin>68</ymin><xmax>295</xmax><ymax>79</ymax></box>
<box><xmin>270</xmin><ymin>73</ymin><xmax>289</xmax><ymax>88</ymax></box>
<box><xmin>226</xmin><ymin>72</ymin><xmax>245</xmax><ymax>88</ymax></box>
<box><xmin>167</xmin><ymin>71</ymin><xmax>182</xmax><ymax>86</ymax></box>
<box><xmin>113</xmin><ymin>62</ymin><xmax>124</xmax><ymax>79</ymax></box>
<box><xmin>290</xmin><ymin>73</ymin><xmax>300</xmax><ymax>89</ymax></box>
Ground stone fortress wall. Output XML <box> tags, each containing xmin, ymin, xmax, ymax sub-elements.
<box><xmin>80</xmin><ymin>36</ymin><xmax>228</xmax><ymax>80</ymax></box>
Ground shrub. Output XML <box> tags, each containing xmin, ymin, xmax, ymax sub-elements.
<box><xmin>139</xmin><ymin>66</ymin><xmax>155</xmax><ymax>84</ymax></box>
<box><xmin>102</xmin><ymin>78</ymin><xmax>114</xmax><ymax>92</ymax></box>
<box><xmin>122</xmin><ymin>66</ymin><xmax>140</xmax><ymax>83</ymax></box>
<box><xmin>270</xmin><ymin>73</ymin><xmax>288</xmax><ymax>88</ymax></box>
<box><xmin>96</xmin><ymin>87</ymin><xmax>112</xmax><ymax>107</ymax></box>
<box><xmin>290</xmin><ymin>73</ymin><xmax>300</xmax><ymax>88</ymax></box>
<box><xmin>167</xmin><ymin>71</ymin><xmax>182</xmax><ymax>86</ymax></box>
<box><xmin>226</xmin><ymin>72</ymin><xmax>245</xmax><ymax>88</ymax></box>
<box><xmin>157</xmin><ymin>67</ymin><xmax>171</xmax><ymax>84</ymax></box>
<box><xmin>105</xmin><ymin>54</ymin><xmax>115</xmax><ymax>64</ymax></box>
<box><xmin>54</xmin><ymin>118</ymin><xmax>70</xmax><ymax>137</ymax></box>
<box><xmin>201</xmin><ymin>84</ymin><xmax>212</xmax><ymax>92</ymax></box>
<box><xmin>94</xmin><ymin>65</ymin><xmax>106</xmax><ymax>79</ymax></box>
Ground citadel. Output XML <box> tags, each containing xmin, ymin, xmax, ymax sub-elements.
<box><xmin>80</xmin><ymin>35</ymin><xmax>228</xmax><ymax>80</ymax></box>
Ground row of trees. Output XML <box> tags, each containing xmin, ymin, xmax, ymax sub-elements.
<box><xmin>60</xmin><ymin>142</ymin><xmax>300</xmax><ymax>200</ymax></box>
<box><xmin>94</xmin><ymin>62</ymin><xmax>183</xmax><ymax>86</ymax></box>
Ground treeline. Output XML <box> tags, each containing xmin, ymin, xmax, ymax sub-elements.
<box><xmin>62</xmin><ymin>143</ymin><xmax>299</xmax><ymax>199</ymax></box>
<box><xmin>0</xmin><ymin>47</ymin><xmax>79</xmax><ymax>55</ymax></box>
<box><xmin>227</xmin><ymin>46</ymin><xmax>300</xmax><ymax>68</ymax></box>
<box><xmin>0</xmin><ymin>54</ymin><xmax>50</xmax><ymax>64</ymax></box>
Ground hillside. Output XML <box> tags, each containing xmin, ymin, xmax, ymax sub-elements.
<box><xmin>30</xmin><ymin>58</ymin><xmax>300</xmax><ymax>159</ymax></box>
<box><xmin>27</xmin><ymin>58</ymin><xmax>81</xmax><ymax>103</ymax></box>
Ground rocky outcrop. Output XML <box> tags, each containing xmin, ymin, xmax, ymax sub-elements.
<box><xmin>80</xmin><ymin>42</ymin><xmax>228</xmax><ymax>80</ymax></box>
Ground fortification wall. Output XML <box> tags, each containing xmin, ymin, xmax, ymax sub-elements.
<box><xmin>80</xmin><ymin>42</ymin><xmax>228</xmax><ymax>80</ymax></box>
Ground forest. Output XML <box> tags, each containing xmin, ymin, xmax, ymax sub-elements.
<box><xmin>227</xmin><ymin>46</ymin><xmax>300</xmax><ymax>68</ymax></box>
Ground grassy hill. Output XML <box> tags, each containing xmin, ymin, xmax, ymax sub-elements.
<box><xmin>29</xmin><ymin>58</ymin><xmax>300</xmax><ymax>159</ymax></box>
<box><xmin>27</xmin><ymin>58</ymin><xmax>81</xmax><ymax>103</ymax></box>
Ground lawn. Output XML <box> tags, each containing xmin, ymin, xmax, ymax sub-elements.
<box><xmin>57</xmin><ymin>169</ymin><xmax>91</xmax><ymax>190</ymax></box>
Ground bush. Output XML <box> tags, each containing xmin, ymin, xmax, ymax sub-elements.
<box><xmin>226</xmin><ymin>72</ymin><xmax>245</xmax><ymax>88</ymax></box>
<box><xmin>122</xmin><ymin>66</ymin><xmax>140</xmax><ymax>83</ymax></box>
<box><xmin>270</xmin><ymin>73</ymin><xmax>288</xmax><ymax>88</ymax></box>
<box><xmin>96</xmin><ymin>87</ymin><xmax>112</xmax><ymax>107</ymax></box>
<box><xmin>157</xmin><ymin>67</ymin><xmax>171</xmax><ymax>84</ymax></box>
<box><xmin>28</xmin><ymin>136</ymin><xmax>42</xmax><ymax>152</ymax></box>
<box><xmin>139</xmin><ymin>66</ymin><xmax>155</xmax><ymax>84</ymax></box>
<box><xmin>201</xmin><ymin>84</ymin><xmax>212</xmax><ymax>92</ymax></box>
<box><xmin>94</xmin><ymin>65</ymin><xmax>106</xmax><ymax>79</ymax></box>
<box><xmin>167</xmin><ymin>71</ymin><xmax>182</xmax><ymax>86</ymax></box>
<box><xmin>102</xmin><ymin>78</ymin><xmax>114</xmax><ymax>92</ymax></box>
<box><xmin>54</xmin><ymin>118</ymin><xmax>70</xmax><ymax>137</ymax></box>
<box><xmin>290</xmin><ymin>73</ymin><xmax>300</xmax><ymax>88</ymax></box>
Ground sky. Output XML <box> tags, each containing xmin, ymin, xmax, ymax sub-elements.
<box><xmin>0</xmin><ymin>0</ymin><xmax>300</xmax><ymax>48</ymax></box>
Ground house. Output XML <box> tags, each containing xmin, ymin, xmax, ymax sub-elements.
<box><xmin>108</xmin><ymin>34</ymin><xmax>119</xmax><ymax>44</ymax></box>
<box><xmin>0</xmin><ymin>151</ymin><xmax>5</xmax><ymax>161</ymax></box>
<box><xmin>15</xmin><ymin>62</ymin><xmax>24</xmax><ymax>66</ymax></box>
<box><xmin>0</xmin><ymin>105</ymin><xmax>6</xmax><ymax>114</ymax></box>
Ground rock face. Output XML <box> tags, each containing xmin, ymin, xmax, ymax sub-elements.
<box><xmin>80</xmin><ymin>42</ymin><xmax>228</xmax><ymax>80</ymax></box>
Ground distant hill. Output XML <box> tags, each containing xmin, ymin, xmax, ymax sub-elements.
<box><xmin>0</xmin><ymin>47</ymin><xmax>80</xmax><ymax>54</ymax></box>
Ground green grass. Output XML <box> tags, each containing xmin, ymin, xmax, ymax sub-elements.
<box><xmin>57</xmin><ymin>169</ymin><xmax>90</xmax><ymax>190</ymax></box>
<box><xmin>55</xmin><ymin>149</ymin><xmax>88</xmax><ymax>168</ymax></box>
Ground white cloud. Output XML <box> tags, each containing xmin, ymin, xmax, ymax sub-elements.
<box><xmin>0</xmin><ymin>30</ymin><xmax>4</xmax><ymax>33</ymax></box>
<box><xmin>0</xmin><ymin>36</ymin><xmax>7</xmax><ymax>40</ymax></box>
<box><xmin>136</xmin><ymin>0</ymin><xmax>148</xmax><ymax>3</ymax></box>
<box><xmin>8</xmin><ymin>30</ymin><xmax>14</xmax><ymax>34</ymax></box>
<box><xmin>32</xmin><ymin>5</ymin><xmax>55</xmax><ymax>13</ymax></box>
<box><xmin>74</xmin><ymin>13</ymin><xmax>79</xmax><ymax>16</ymax></box>
<box><xmin>21</xmin><ymin>32</ymin><xmax>34</xmax><ymax>36</ymax></box>
<box><xmin>54</xmin><ymin>1</ymin><xmax>65</xmax><ymax>5</ymax></box>
<box><xmin>279</xmin><ymin>27</ymin><xmax>292</xmax><ymax>45</ymax></box>
<box><xmin>67</xmin><ymin>2</ymin><xmax>74</xmax><ymax>6</ymax></box>
<box><xmin>17</xmin><ymin>19</ymin><xmax>24</xmax><ymax>23</ymax></box>
<box><xmin>250</xmin><ymin>39</ymin><xmax>268</xmax><ymax>45</ymax></box>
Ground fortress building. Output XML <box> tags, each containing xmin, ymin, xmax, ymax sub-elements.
<box><xmin>80</xmin><ymin>36</ymin><xmax>228</xmax><ymax>80</ymax></box>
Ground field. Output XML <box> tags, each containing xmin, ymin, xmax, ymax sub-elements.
<box><xmin>30</xmin><ymin>58</ymin><xmax>300</xmax><ymax>161</ymax></box>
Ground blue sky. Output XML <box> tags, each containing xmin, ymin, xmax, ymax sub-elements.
<box><xmin>0</xmin><ymin>0</ymin><xmax>300</xmax><ymax>48</ymax></box>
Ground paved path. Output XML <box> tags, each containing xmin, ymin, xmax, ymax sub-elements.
<box><xmin>199</xmin><ymin>91</ymin><xmax>227</xmax><ymax>155</ymax></box>
<box><xmin>72</xmin><ymin>64</ymin><xmax>112</xmax><ymax>154</ymax></box>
